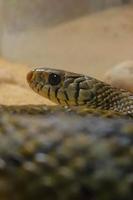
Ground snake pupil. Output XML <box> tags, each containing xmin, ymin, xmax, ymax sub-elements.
<box><xmin>48</xmin><ymin>73</ymin><xmax>61</xmax><ymax>86</ymax></box>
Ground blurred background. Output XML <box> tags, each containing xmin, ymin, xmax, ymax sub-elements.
<box><xmin>0</xmin><ymin>0</ymin><xmax>133</xmax><ymax>78</ymax></box>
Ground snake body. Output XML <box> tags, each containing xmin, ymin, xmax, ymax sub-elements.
<box><xmin>0</xmin><ymin>111</ymin><xmax>132</xmax><ymax>200</ymax></box>
<box><xmin>27</xmin><ymin>68</ymin><xmax>133</xmax><ymax>116</ymax></box>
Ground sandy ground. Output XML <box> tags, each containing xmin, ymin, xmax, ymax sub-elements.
<box><xmin>0</xmin><ymin>5</ymin><xmax>133</xmax><ymax>105</ymax></box>
<box><xmin>0</xmin><ymin>59</ymin><xmax>54</xmax><ymax>105</ymax></box>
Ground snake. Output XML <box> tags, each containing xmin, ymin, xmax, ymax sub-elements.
<box><xmin>27</xmin><ymin>67</ymin><xmax>133</xmax><ymax>117</ymax></box>
<box><xmin>0</xmin><ymin>67</ymin><xmax>132</xmax><ymax>199</ymax></box>
<box><xmin>0</xmin><ymin>111</ymin><xmax>132</xmax><ymax>200</ymax></box>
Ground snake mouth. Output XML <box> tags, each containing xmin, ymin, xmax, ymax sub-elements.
<box><xmin>27</xmin><ymin>71</ymin><xmax>33</xmax><ymax>83</ymax></box>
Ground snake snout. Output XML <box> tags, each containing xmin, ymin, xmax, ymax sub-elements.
<box><xmin>27</xmin><ymin>71</ymin><xmax>33</xmax><ymax>83</ymax></box>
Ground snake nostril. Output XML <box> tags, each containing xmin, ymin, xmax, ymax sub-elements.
<box><xmin>27</xmin><ymin>71</ymin><xmax>33</xmax><ymax>82</ymax></box>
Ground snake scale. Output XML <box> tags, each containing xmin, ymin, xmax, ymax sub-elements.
<box><xmin>0</xmin><ymin>67</ymin><xmax>132</xmax><ymax>200</ymax></box>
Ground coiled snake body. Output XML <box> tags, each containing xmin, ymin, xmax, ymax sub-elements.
<box><xmin>27</xmin><ymin>67</ymin><xmax>133</xmax><ymax>117</ymax></box>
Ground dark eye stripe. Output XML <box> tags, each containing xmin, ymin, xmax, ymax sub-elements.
<box><xmin>55</xmin><ymin>88</ymin><xmax>61</xmax><ymax>104</ymax></box>
<box><xmin>74</xmin><ymin>79</ymin><xmax>85</xmax><ymax>105</ymax></box>
<box><xmin>65</xmin><ymin>100</ymin><xmax>69</xmax><ymax>106</ymax></box>
<box><xmin>48</xmin><ymin>87</ymin><xmax>51</xmax><ymax>100</ymax></box>
<box><xmin>64</xmin><ymin>91</ymin><xmax>69</xmax><ymax>101</ymax></box>
<box><xmin>75</xmin><ymin>83</ymin><xmax>80</xmax><ymax>105</ymax></box>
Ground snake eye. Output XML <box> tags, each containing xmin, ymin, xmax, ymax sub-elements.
<box><xmin>48</xmin><ymin>73</ymin><xmax>61</xmax><ymax>86</ymax></box>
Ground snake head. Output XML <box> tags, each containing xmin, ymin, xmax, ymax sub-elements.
<box><xmin>27</xmin><ymin>67</ymin><xmax>133</xmax><ymax>115</ymax></box>
<box><xmin>27</xmin><ymin>67</ymin><xmax>85</xmax><ymax>106</ymax></box>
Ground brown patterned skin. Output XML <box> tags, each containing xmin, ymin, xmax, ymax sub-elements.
<box><xmin>27</xmin><ymin>68</ymin><xmax>133</xmax><ymax>116</ymax></box>
<box><xmin>0</xmin><ymin>110</ymin><xmax>132</xmax><ymax>200</ymax></box>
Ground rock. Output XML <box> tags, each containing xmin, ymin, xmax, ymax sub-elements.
<box><xmin>104</xmin><ymin>61</ymin><xmax>133</xmax><ymax>92</ymax></box>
